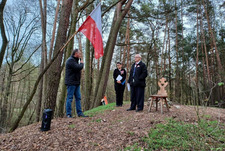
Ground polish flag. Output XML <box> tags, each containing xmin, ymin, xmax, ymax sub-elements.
<box><xmin>78</xmin><ymin>3</ymin><xmax>103</xmax><ymax>59</ymax></box>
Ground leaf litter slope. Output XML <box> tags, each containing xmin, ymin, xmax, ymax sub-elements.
<box><xmin>0</xmin><ymin>104</ymin><xmax>225</xmax><ymax>150</ymax></box>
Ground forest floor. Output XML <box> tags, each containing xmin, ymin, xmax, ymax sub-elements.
<box><xmin>0</xmin><ymin>103</ymin><xmax>225</xmax><ymax>151</ymax></box>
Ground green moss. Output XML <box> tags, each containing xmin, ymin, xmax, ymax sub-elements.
<box><xmin>124</xmin><ymin>118</ymin><xmax>225</xmax><ymax>150</ymax></box>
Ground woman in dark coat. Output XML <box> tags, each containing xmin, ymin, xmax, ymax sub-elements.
<box><xmin>113</xmin><ymin>62</ymin><xmax>126</xmax><ymax>107</ymax></box>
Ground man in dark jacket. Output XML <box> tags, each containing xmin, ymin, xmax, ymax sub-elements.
<box><xmin>65</xmin><ymin>49</ymin><xmax>88</xmax><ymax>118</ymax></box>
<box><xmin>127</xmin><ymin>54</ymin><xmax>147</xmax><ymax>112</ymax></box>
<box><xmin>113</xmin><ymin>62</ymin><xmax>126</xmax><ymax>107</ymax></box>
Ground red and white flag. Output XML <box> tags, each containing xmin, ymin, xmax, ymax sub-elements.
<box><xmin>78</xmin><ymin>3</ymin><xmax>103</xmax><ymax>59</ymax></box>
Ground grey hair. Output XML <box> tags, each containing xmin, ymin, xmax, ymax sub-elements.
<box><xmin>136</xmin><ymin>54</ymin><xmax>142</xmax><ymax>58</ymax></box>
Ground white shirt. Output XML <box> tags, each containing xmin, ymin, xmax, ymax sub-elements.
<box><xmin>135</xmin><ymin>61</ymin><xmax>141</xmax><ymax>67</ymax></box>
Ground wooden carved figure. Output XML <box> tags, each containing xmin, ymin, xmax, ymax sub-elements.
<box><xmin>157</xmin><ymin>77</ymin><xmax>168</xmax><ymax>96</ymax></box>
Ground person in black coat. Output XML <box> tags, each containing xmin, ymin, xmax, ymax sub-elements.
<box><xmin>65</xmin><ymin>49</ymin><xmax>88</xmax><ymax>118</ymax></box>
<box><xmin>127</xmin><ymin>54</ymin><xmax>148</xmax><ymax>112</ymax></box>
<box><xmin>113</xmin><ymin>62</ymin><xmax>126</xmax><ymax>107</ymax></box>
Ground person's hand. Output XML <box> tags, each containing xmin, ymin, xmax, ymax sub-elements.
<box><xmin>117</xmin><ymin>81</ymin><xmax>121</xmax><ymax>84</ymax></box>
<box><xmin>80</xmin><ymin>59</ymin><xmax>84</xmax><ymax>63</ymax></box>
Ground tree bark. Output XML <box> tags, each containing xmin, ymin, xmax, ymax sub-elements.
<box><xmin>36</xmin><ymin>0</ymin><xmax>47</xmax><ymax>122</ymax></box>
<box><xmin>57</xmin><ymin>0</ymin><xmax>79</xmax><ymax>117</ymax></box>
<box><xmin>160</xmin><ymin>17</ymin><xmax>167</xmax><ymax>76</ymax></box>
<box><xmin>124</xmin><ymin>10</ymin><xmax>130</xmax><ymax>101</ymax></box>
<box><xmin>202</xmin><ymin>0</ymin><xmax>223</xmax><ymax>77</ymax></box>
<box><xmin>154</xmin><ymin>38</ymin><xmax>159</xmax><ymax>89</ymax></box>
<box><xmin>200</xmin><ymin>11</ymin><xmax>207</xmax><ymax>98</ymax></box>
<box><xmin>84</xmin><ymin>38</ymin><xmax>91</xmax><ymax>110</ymax></box>
<box><xmin>92</xmin><ymin>0</ymin><xmax>134</xmax><ymax>108</ymax></box>
<box><xmin>0</xmin><ymin>67</ymin><xmax>6</xmax><ymax>112</ymax></box>
<box><xmin>180</xmin><ymin>0</ymin><xmax>184</xmax><ymax>104</ymax></box>
<box><xmin>0</xmin><ymin>0</ymin><xmax>8</xmax><ymax>69</ymax></box>
<box><xmin>0</xmin><ymin>64</ymin><xmax>13</xmax><ymax>132</ymax></box>
<box><xmin>44</xmin><ymin>0</ymin><xmax>73</xmax><ymax>112</ymax></box>
<box><xmin>200</xmin><ymin>11</ymin><xmax>210</xmax><ymax>81</ymax></box>
<box><xmin>174</xmin><ymin>0</ymin><xmax>180</xmax><ymax>103</ymax></box>
<box><xmin>168</xmin><ymin>26</ymin><xmax>172</xmax><ymax>101</ymax></box>
<box><xmin>83</xmin><ymin>5</ymin><xmax>92</xmax><ymax>111</ymax></box>
<box><xmin>49</xmin><ymin>0</ymin><xmax>61</xmax><ymax>61</ymax></box>
<box><xmin>196</xmin><ymin>6</ymin><xmax>200</xmax><ymax>105</ymax></box>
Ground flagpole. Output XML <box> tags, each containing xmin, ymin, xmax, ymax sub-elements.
<box><xmin>59</xmin><ymin>30</ymin><xmax>79</xmax><ymax>52</ymax></box>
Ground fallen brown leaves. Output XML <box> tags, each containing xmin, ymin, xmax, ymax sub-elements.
<box><xmin>0</xmin><ymin>104</ymin><xmax>225</xmax><ymax>151</ymax></box>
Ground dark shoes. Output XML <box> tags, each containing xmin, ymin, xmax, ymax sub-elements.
<box><xmin>126</xmin><ymin>109</ymin><xmax>143</xmax><ymax>112</ymax></box>
<box><xmin>116</xmin><ymin>105</ymin><xmax>123</xmax><ymax>107</ymax></box>
<box><xmin>126</xmin><ymin>108</ymin><xmax>135</xmax><ymax>111</ymax></box>
<box><xmin>78</xmin><ymin>114</ymin><xmax>89</xmax><ymax>117</ymax></box>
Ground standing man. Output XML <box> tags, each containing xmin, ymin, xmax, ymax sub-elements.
<box><xmin>127</xmin><ymin>54</ymin><xmax>147</xmax><ymax>112</ymax></box>
<box><xmin>65</xmin><ymin>49</ymin><xmax>88</xmax><ymax>118</ymax></box>
<box><xmin>113</xmin><ymin>62</ymin><xmax>126</xmax><ymax>107</ymax></box>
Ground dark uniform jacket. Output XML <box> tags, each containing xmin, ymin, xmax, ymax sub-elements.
<box><xmin>128</xmin><ymin>61</ymin><xmax>147</xmax><ymax>87</ymax></box>
<box><xmin>113</xmin><ymin>68</ymin><xmax>126</xmax><ymax>85</ymax></box>
<box><xmin>65</xmin><ymin>56</ymin><xmax>83</xmax><ymax>85</ymax></box>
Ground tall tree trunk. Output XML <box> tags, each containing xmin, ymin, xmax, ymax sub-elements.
<box><xmin>43</xmin><ymin>0</ymin><xmax>48</xmax><ymax>69</ymax></box>
<box><xmin>49</xmin><ymin>0</ymin><xmax>61</xmax><ymax>61</ymax></box>
<box><xmin>36</xmin><ymin>0</ymin><xmax>47</xmax><ymax>122</ymax></box>
<box><xmin>180</xmin><ymin>0</ymin><xmax>184</xmax><ymax>104</ymax></box>
<box><xmin>200</xmin><ymin>12</ymin><xmax>210</xmax><ymax>82</ymax></box>
<box><xmin>0</xmin><ymin>67</ymin><xmax>6</xmax><ymax>112</ymax></box>
<box><xmin>196</xmin><ymin>6</ymin><xmax>200</xmax><ymax>105</ymax></box>
<box><xmin>0</xmin><ymin>65</ymin><xmax>13</xmax><ymax>132</ymax></box>
<box><xmin>8</xmin><ymin>78</ymin><xmax>21</xmax><ymax>124</ymax></box>
<box><xmin>202</xmin><ymin>0</ymin><xmax>223</xmax><ymax>77</ymax></box>
<box><xmin>200</xmin><ymin>21</ymin><xmax>207</xmax><ymax>95</ymax></box>
<box><xmin>147</xmin><ymin>22</ymin><xmax>155</xmax><ymax>95</ymax></box>
<box><xmin>168</xmin><ymin>26</ymin><xmax>172</xmax><ymax>100</ymax></box>
<box><xmin>92</xmin><ymin>0</ymin><xmax>134</xmax><ymax>108</ymax></box>
<box><xmin>77</xmin><ymin>30</ymin><xmax>85</xmax><ymax>97</ymax></box>
<box><xmin>188</xmin><ymin>73</ymin><xmax>192</xmax><ymax>104</ymax></box>
<box><xmin>46</xmin><ymin>0</ymin><xmax>61</xmax><ymax>115</ymax></box>
<box><xmin>174</xmin><ymin>0</ymin><xmax>180</xmax><ymax>103</ymax></box>
<box><xmin>154</xmin><ymin>39</ymin><xmax>159</xmax><ymax>90</ymax></box>
<box><xmin>36</xmin><ymin>62</ymin><xmax>44</xmax><ymax>121</ymax></box>
<box><xmin>0</xmin><ymin>0</ymin><xmax>8</xmax><ymax>69</ymax></box>
<box><xmin>84</xmin><ymin>5</ymin><xmax>92</xmax><ymax>111</ymax></box>
<box><xmin>124</xmin><ymin>10</ymin><xmax>130</xmax><ymax>101</ymax></box>
<box><xmin>84</xmin><ymin>39</ymin><xmax>91</xmax><ymax>110</ymax></box>
<box><xmin>44</xmin><ymin>0</ymin><xmax>73</xmax><ymax>112</ymax></box>
<box><xmin>57</xmin><ymin>0</ymin><xmax>79</xmax><ymax>117</ymax></box>
<box><xmin>160</xmin><ymin>18</ymin><xmax>167</xmax><ymax>76</ymax></box>
<box><xmin>164</xmin><ymin>21</ymin><xmax>168</xmax><ymax>73</ymax></box>
<box><xmin>57</xmin><ymin>70</ymin><xmax>66</xmax><ymax>117</ymax></box>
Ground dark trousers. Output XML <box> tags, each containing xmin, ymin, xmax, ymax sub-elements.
<box><xmin>115</xmin><ymin>84</ymin><xmax>125</xmax><ymax>106</ymax></box>
<box><xmin>130</xmin><ymin>86</ymin><xmax>145</xmax><ymax>110</ymax></box>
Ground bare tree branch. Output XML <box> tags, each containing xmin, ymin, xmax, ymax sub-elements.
<box><xmin>11</xmin><ymin>65</ymin><xmax>38</xmax><ymax>82</ymax></box>
<box><xmin>13</xmin><ymin>44</ymin><xmax>41</xmax><ymax>74</ymax></box>
<box><xmin>12</xmin><ymin>65</ymin><xmax>37</xmax><ymax>77</ymax></box>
